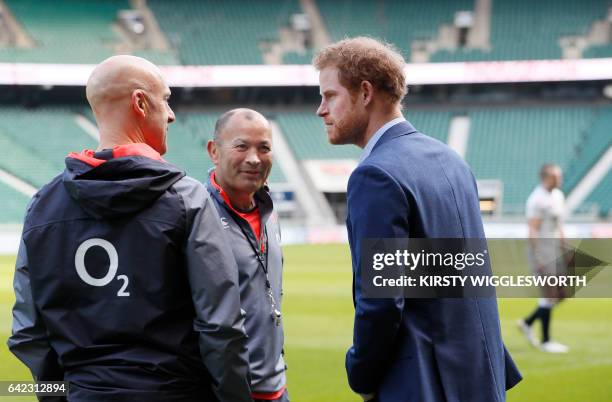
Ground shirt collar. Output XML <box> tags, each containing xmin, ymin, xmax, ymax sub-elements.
<box><xmin>359</xmin><ymin>116</ymin><xmax>406</xmax><ymax>163</ymax></box>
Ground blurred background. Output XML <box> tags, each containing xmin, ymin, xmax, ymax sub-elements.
<box><xmin>0</xmin><ymin>0</ymin><xmax>610</xmax><ymax>401</ymax></box>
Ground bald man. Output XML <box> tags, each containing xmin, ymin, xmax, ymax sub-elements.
<box><xmin>518</xmin><ymin>164</ymin><xmax>570</xmax><ymax>353</ymax></box>
<box><xmin>8</xmin><ymin>56</ymin><xmax>253</xmax><ymax>402</ymax></box>
<box><xmin>206</xmin><ymin>109</ymin><xmax>288</xmax><ymax>402</ymax></box>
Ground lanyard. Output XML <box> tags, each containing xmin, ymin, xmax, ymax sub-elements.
<box><xmin>226</xmin><ymin>207</ymin><xmax>282</xmax><ymax>326</ymax></box>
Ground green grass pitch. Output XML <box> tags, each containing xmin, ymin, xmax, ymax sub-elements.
<box><xmin>1</xmin><ymin>245</ymin><xmax>611</xmax><ymax>401</ymax></box>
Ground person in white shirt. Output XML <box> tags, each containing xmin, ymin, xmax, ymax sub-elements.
<box><xmin>518</xmin><ymin>163</ymin><xmax>570</xmax><ymax>353</ymax></box>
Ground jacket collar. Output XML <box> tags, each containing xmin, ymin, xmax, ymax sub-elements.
<box><xmin>205</xmin><ymin>169</ymin><xmax>274</xmax><ymax>227</ymax></box>
<box><xmin>67</xmin><ymin>143</ymin><xmax>164</xmax><ymax>167</ymax></box>
<box><xmin>359</xmin><ymin>117</ymin><xmax>406</xmax><ymax>163</ymax></box>
<box><xmin>370</xmin><ymin>120</ymin><xmax>418</xmax><ymax>155</ymax></box>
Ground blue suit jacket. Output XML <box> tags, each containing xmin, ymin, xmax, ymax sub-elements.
<box><xmin>345</xmin><ymin>121</ymin><xmax>522</xmax><ymax>402</ymax></box>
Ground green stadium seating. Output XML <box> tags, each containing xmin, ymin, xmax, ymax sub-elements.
<box><xmin>317</xmin><ymin>0</ymin><xmax>472</xmax><ymax>62</ymax></box>
<box><xmin>275</xmin><ymin>110</ymin><xmax>452</xmax><ymax>161</ymax></box>
<box><xmin>583</xmin><ymin>44</ymin><xmax>612</xmax><ymax>58</ymax></box>
<box><xmin>3</xmin><ymin>0</ymin><xmax>612</xmax><ymax>66</ymax></box>
<box><xmin>275</xmin><ymin>112</ymin><xmax>360</xmax><ymax>160</ymax></box>
<box><xmin>148</xmin><ymin>0</ymin><xmax>300</xmax><ymax>65</ymax></box>
<box><xmin>0</xmin><ymin>106</ymin><xmax>96</xmax><ymax>187</ymax></box>
<box><xmin>431</xmin><ymin>0</ymin><xmax>609</xmax><ymax>62</ymax></box>
<box><xmin>0</xmin><ymin>104</ymin><xmax>607</xmax><ymax>222</ymax></box>
<box><xmin>584</xmin><ymin>170</ymin><xmax>611</xmax><ymax>216</ymax></box>
<box><xmin>0</xmin><ymin>180</ymin><xmax>29</xmax><ymax>223</ymax></box>
<box><xmin>563</xmin><ymin>107</ymin><xmax>612</xmax><ymax>193</ymax></box>
<box><xmin>466</xmin><ymin>106</ymin><xmax>593</xmax><ymax>211</ymax></box>
<box><xmin>163</xmin><ymin>112</ymin><xmax>216</xmax><ymax>182</ymax></box>
<box><xmin>282</xmin><ymin>49</ymin><xmax>315</xmax><ymax>65</ymax></box>
<box><xmin>0</xmin><ymin>0</ymin><xmax>177</xmax><ymax>64</ymax></box>
<box><xmin>0</xmin><ymin>130</ymin><xmax>57</xmax><ymax>188</ymax></box>
<box><xmin>405</xmin><ymin>109</ymin><xmax>453</xmax><ymax>143</ymax></box>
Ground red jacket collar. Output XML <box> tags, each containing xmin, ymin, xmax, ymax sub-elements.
<box><xmin>68</xmin><ymin>143</ymin><xmax>164</xmax><ymax>167</ymax></box>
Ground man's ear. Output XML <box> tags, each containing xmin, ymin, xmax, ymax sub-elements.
<box><xmin>131</xmin><ymin>89</ymin><xmax>147</xmax><ymax>117</ymax></box>
<box><xmin>360</xmin><ymin>80</ymin><xmax>374</xmax><ymax>107</ymax></box>
<box><xmin>207</xmin><ymin>139</ymin><xmax>218</xmax><ymax>165</ymax></box>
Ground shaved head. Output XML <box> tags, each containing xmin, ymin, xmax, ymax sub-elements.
<box><xmin>86</xmin><ymin>55</ymin><xmax>174</xmax><ymax>154</ymax></box>
<box><xmin>214</xmin><ymin>108</ymin><xmax>271</xmax><ymax>142</ymax></box>
<box><xmin>86</xmin><ymin>55</ymin><xmax>163</xmax><ymax>111</ymax></box>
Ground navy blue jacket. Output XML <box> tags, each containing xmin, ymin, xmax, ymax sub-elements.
<box><xmin>8</xmin><ymin>146</ymin><xmax>252</xmax><ymax>402</ymax></box>
<box><xmin>345</xmin><ymin>121</ymin><xmax>522</xmax><ymax>402</ymax></box>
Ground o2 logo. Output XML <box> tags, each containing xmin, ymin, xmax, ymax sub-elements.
<box><xmin>74</xmin><ymin>238</ymin><xmax>130</xmax><ymax>297</ymax></box>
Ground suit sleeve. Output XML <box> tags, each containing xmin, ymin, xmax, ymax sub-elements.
<box><xmin>181</xmin><ymin>181</ymin><xmax>252</xmax><ymax>402</ymax></box>
<box><xmin>345</xmin><ymin>164</ymin><xmax>409</xmax><ymax>394</ymax></box>
<box><xmin>7</xmin><ymin>239</ymin><xmax>66</xmax><ymax>402</ymax></box>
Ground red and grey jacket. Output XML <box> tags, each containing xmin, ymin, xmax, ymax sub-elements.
<box><xmin>205</xmin><ymin>170</ymin><xmax>287</xmax><ymax>399</ymax></box>
<box><xmin>8</xmin><ymin>144</ymin><xmax>253</xmax><ymax>402</ymax></box>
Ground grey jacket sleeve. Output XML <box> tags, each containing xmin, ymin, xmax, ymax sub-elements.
<box><xmin>177</xmin><ymin>178</ymin><xmax>253</xmax><ymax>402</ymax></box>
<box><xmin>7</xmin><ymin>239</ymin><xmax>65</xmax><ymax>400</ymax></box>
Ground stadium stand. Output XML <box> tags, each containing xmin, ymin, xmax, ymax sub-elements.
<box><xmin>275</xmin><ymin>112</ymin><xmax>360</xmax><ymax>160</ymax></box>
<box><xmin>3</xmin><ymin>0</ymin><xmax>610</xmax><ymax>65</ymax></box>
<box><xmin>563</xmin><ymin>107</ymin><xmax>612</xmax><ymax>194</ymax></box>
<box><xmin>583</xmin><ymin>44</ymin><xmax>612</xmax><ymax>58</ymax></box>
<box><xmin>0</xmin><ymin>129</ymin><xmax>56</xmax><ymax>189</ymax></box>
<box><xmin>274</xmin><ymin>107</ymin><xmax>610</xmax><ymax>216</ymax></box>
<box><xmin>147</xmin><ymin>0</ymin><xmax>300</xmax><ymax>65</ymax></box>
<box><xmin>0</xmin><ymin>106</ymin><xmax>96</xmax><ymax>187</ymax></box>
<box><xmin>282</xmin><ymin>49</ymin><xmax>315</xmax><ymax>65</ymax></box>
<box><xmin>0</xmin><ymin>99</ymin><xmax>606</xmax><ymax>220</ymax></box>
<box><xmin>0</xmin><ymin>180</ymin><xmax>29</xmax><ymax>223</ymax></box>
<box><xmin>466</xmin><ymin>106</ymin><xmax>593</xmax><ymax>211</ymax></box>
<box><xmin>0</xmin><ymin>1</ymin><xmax>609</xmax><ymax>220</ymax></box>
<box><xmin>0</xmin><ymin>0</ymin><xmax>176</xmax><ymax>64</ymax></box>
<box><xmin>275</xmin><ymin>110</ymin><xmax>452</xmax><ymax>161</ymax></box>
<box><xmin>163</xmin><ymin>112</ymin><xmax>216</xmax><ymax>182</ymax></box>
<box><xmin>584</xmin><ymin>169</ymin><xmax>612</xmax><ymax>216</ymax></box>
<box><xmin>430</xmin><ymin>0</ymin><xmax>610</xmax><ymax>62</ymax></box>
<box><xmin>0</xmin><ymin>108</ymin><xmax>286</xmax><ymax>224</ymax></box>
<box><xmin>316</xmin><ymin>0</ymin><xmax>473</xmax><ymax>62</ymax></box>
<box><xmin>406</xmin><ymin>109</ymin><xmax>453</xmax><ymax>143</ymax></box>
<box><xmin>2</xmin><ymin>107</ymin><xmax>287</xmax><ymax>187</ymax></box>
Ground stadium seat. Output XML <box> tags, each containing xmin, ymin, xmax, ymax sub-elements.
<box><xmin>582</xmin><ymin>44</ymin><xmax>612</xmax><ymax>58</ymax></box>
<box><xmin>275</xmin><ymin>110</ymin><xmax>452</xmax><ymax>161</ymax></box>
<box><xmin>583</xmin><ymin>170</ymin><xmax>611</xmax><ymax>216</ymax></box>
<box><xmin>564</xmin><ymin>107</ymin><xmax>612</xmax><ymax>194</ymax></box>
<box><xmin>466</xmin><ymin>106</ymin><xmax>592</xmax><ymax>212</ymax></box>
<box><xmin>0</xmin><ymin>0</ymin><xmax>176</xmax><ymax>64</ymax></box>
<box><xmin>282</xmin><ymin>49</ymin><xmax>315</xmax><ymax>65</ymax></box>
<box><xmin>0</xmin><ymin>106</ymin><xmax>96</xmax><ymax>187</ymax></box>
<box><xmin>147</xmin><ymin>0</ymin><xmax>300</xmax><ymax>65</ymax></box>
<box><xmin>275</xmin><ymin>112</ymin><xmax>360</xmax><ymax>160</ymax></box>
<box><xmin>317</xmin><ymin>0</ymin><xmax>472</xmax><ymax>62</ymax></box>
<box><xmin>431</xmin><ymin>0</ymin><xmax>609</xmax><ymax>62</ymax></box>
<box><xmin>0</xmin><ymin>180</ymin><xmax>29</xmax><ymax>223</ymax></box>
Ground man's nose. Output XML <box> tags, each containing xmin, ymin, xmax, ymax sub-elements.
<box><xmin>316</xmin><ymin>101</ymin><xmax>327</xmax><ymax>117</ymax></box>
<box><xmin>245</xmin><ymin>149</ymin><xmax>261</xmax><ymax>164</ymax></box>
<box><xmin>168</xmin><ymin>107</ymin><xmax>176</xmax><ymax>123</ymax></box>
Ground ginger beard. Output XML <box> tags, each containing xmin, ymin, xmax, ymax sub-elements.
<box><xmin>326</xmin><ymin>97</ymin><xmax>369</xmax><ymax>146</ymax></box>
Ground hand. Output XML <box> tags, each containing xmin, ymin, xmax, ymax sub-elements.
<box><xmin>358</xmin><ymin>393</ymin><xmax>376</xmax><ymax>401</ymax></box>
